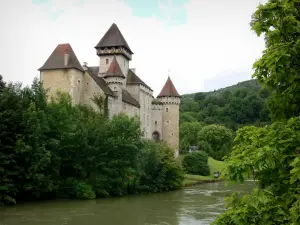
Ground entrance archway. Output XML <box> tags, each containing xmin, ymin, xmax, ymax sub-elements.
<box><xmin>152</xmin><ymin>131</ymin><xmax>160</xmax><ymax>143</ymax></box>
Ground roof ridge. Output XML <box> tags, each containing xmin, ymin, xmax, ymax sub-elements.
<box><xmin>127</xmin><ymin>69</ymin><xmax>153</xmax><ymax>91</ymax></box>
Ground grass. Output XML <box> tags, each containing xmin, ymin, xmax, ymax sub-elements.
<box><xmin>182</xmin><ymin>156</ymin><xmax>226</xmax><ymax>187</ymax></box>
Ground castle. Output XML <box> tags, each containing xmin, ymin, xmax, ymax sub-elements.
<box><xmin>38</xmin><ymin>23</ymin><xmax>180</xmax><ymax>155</ymax></box>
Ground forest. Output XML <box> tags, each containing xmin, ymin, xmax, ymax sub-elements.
<box><xmin>180</xmin><ymin>79</ymin><xmax>271</xmax><ymax>130</ymax></box>
<box><xmin>0</xmin><ymin>76</ymin><xmax>184</xmax><ymax>205</ymax></box>
<box><xmin>179</xmin><ymin>79</ymin><xmax>272</xmax><ymax>159</ymax></box>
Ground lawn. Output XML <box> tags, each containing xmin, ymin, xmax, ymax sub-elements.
<box><xmin>182</xmin><ymin>157</ymin><xmax>225</xmax><ymax>186</ymax></box>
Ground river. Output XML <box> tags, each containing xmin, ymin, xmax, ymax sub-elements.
<box><xmin>0</xmin><ymin>181</ymin><xmax>255</xmax><ymax>225</ymax></box>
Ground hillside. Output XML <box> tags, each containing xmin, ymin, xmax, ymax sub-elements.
<box><xmin>180</xmin><ymin>79</ymin><xmax>271</xmax><ymax>130</ymax></box>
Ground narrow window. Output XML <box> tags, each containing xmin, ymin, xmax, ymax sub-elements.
<box><xmin>155</xmin><ymin>121</ymin><xmax>157</xmax><ymax>125</ymax></box>
<box><xmin>165</xmin><ymin>108</ymin><xmax>169</xmax><ymax>112</ymax></box>
<box><xmin>106</xmin><ymin>59</ymin><xmax>109</xmax><ymax>64</ymax></box>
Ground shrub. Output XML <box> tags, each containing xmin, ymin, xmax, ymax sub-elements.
<box><xmin>138</xmin><ymin>141</ymin><xmax>184</xmax><ymax>192</ymax></box>
<box><xmin>74</xmin><ymin>181</ymin><xmax>96</xmax><ymax>200</ymax></box>
<box><xmin>182</xmin><ymin>151</ymin><xmax>210</xmax><ymax>176</ymax></box>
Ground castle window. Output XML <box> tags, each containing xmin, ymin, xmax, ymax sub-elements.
<box><xmin>106</xmin><ymin>59</ymin><xmax>109</xmax><ymax>64</ymax></box>
<box><xmin>155</xmin><ymin>121</ymin><xmax>157</xmax><ymax>125</ymax></box>
<box><xmin>124</xmin><ymin>103</ymin><xmax>126</xmax><ymax>110</ymax></box>
<box><xmin>165</xmin><ymin>108</ymin><xmax>169</xmax><ymax>112</ymax></box>
<box><xmin>172</xmin><ymin>132</ymin><xmax>174</xmax><ymax>136</ymax></box>
<box><xmin>165</xmin><ymin>120</ymin><xmax>170</xmax><ymax>126</ymax></box>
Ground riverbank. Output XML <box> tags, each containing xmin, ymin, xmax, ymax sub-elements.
<box><xmin>183</xmin><ymin>174</ymin><xmax>224</xmax><ymax>187</ymax></box>
<box><xmin>182</xmin><ymin>157</ymin><xmax>225</xmax><ymax>187</ymax></box>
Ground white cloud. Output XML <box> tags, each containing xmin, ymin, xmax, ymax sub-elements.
<box><xmin>0</xmin><ymin>0</ymin><xmax>266</xmax><ymax>96</ymax></box>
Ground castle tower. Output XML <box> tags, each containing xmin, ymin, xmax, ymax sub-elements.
<box><xmin>95</xmin><ymin>23</ymin><xmax>133</xmax><ymax>80</ymax></box>
<box><xmin>157</xmin><ymin>76</ymin><xmax>180</xmax><ymax>155</ymax></box>
<box><xmin>104</xmin><ymin>56</ymin><xmax>125</xmax><ymax>114</ymax></box>
<box><xmin>38</xmin><ymin>43</ymin><xmax>85</xmax><ymax>105</ymax></box>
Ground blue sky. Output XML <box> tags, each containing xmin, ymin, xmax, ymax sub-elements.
<box><xmin>0</xmin><ymin>0</ymin><xmax>267</xmax><ymax>95</ymax></box>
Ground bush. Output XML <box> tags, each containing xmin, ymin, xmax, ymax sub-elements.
<box><xmin>138</xmin><ymin>141</ymin><xmax>184</xmax><ymax>192</ymax></box>
<box><xmin>182</xmin><ymin>151</ymin><xmax>210</xmax><ymax>176</ymax></box>
<box><xmin>74</xmin><ymin>181</ymin><xmax>96</xmax><ymax>200</ymax></box>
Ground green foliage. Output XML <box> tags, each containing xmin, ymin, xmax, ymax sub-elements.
<box><xmin>182</xmin><ymin>151</ymin><xmax>210</xmax><ymax>176</ymax></box>
<box><xmin>0</xmin><ymin>78</ymin><xmax>183</xmax><ymax>205</ymax></box>
<box><xmin>251</xmin><ymin>0</ymin><xmax>300</xmax><ymax>121</ymax></box>
<box><xmin>198</xmin><ymin>124</ymin><xmax>234</xmax><ymax>160</ymax></box>
<box><xmin>180</xmin><ymin>80</ymin><xmax>271</xmax><ymax>130</ymax></box>
<box><xmin>179</xmin><ymin>122</ymin><xmax>204</xmax><ymax>153</ymax></box>
<box><xmin>213</xmin><ymin>117</ymin><xmax>300</xmax><ymax>224</ymax></box>
<box><xmin>138</xmin><ymin>141</ymin><xmax>184</xmax><ymax>192</ymax></box>
<box><xmin>74</xmin><ymin>181</ymin><xmax>96</xmax><ymax>200</ymax></box>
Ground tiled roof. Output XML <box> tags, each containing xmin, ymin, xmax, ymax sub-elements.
<box><xmin>39</xmin><ymin>43</ymin><xmax>84</xmax><ymax>72</ymax></box>
<box><xmin>127</xmin><ymin>69</ymin><xmax>153</xmax><ymax>91</ymax></box>
<box><xmin>95</xmin><ymin>23</ymin><xmax>133</xmax><ymax>54</ymax></box>
<box><xmin>87</xmin><ymin>66</ymin><xmax>115</xmax><ymax>97</ymax></box>
<box><xmin>105</xmin><ymin>56</ymin><xmax>125</xmax><ymax>78</ymax></box>
<box><xmin>157</xmin><ymin>76</ymin><xmax>180</xmax><ymax>98</ymax></box>
<box><xmin>122</xmin><ymin>89</ymin><xmax>140</xmax><ymax>107</ymax></box>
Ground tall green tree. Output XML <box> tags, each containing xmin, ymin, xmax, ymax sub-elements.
<box><xmin>197</xmin><ymin>124</ymin><xmax>234</xmax><ymax>160</ymax></box>
<box><xmin>251</xmin><ymin>0</ymin><xmax>300</xmax><ymax>120</ymax></box>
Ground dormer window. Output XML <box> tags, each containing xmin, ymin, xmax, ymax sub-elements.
<box><xmin>106</xmin><ymin>59</ymin><xmax>109</xmax><ymax>64</ymax></box>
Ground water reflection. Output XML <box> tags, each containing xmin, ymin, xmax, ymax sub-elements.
<box><xmin>0</xmin><ymin>181</ymin><xmax>255</xmax><ymax>225</ymax></box>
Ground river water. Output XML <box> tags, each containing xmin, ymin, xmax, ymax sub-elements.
<box><xmin>0</xmin><ymin>181</ymin><xmax>255</xmax><ymax>225</ymax></box>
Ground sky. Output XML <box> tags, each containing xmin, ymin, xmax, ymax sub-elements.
<box><xmin>0</xmin><ymin>0</ymin><xmax>267</xmax><ymax>96</ymax></box>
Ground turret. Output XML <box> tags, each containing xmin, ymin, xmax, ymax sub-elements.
<box><xmin>104</xmin><ymin>56</ymin><xmax>125</xmax><ymax>102</ymax></box>
<box><xmin>95</xmin><ymin>23</ymin><xmax>133</xmax><ymax>78</ymax></box>
<box><xmin>157</xmin><ymin>76</ymin><xmax>180</xmax><ymax>156</ymax></box>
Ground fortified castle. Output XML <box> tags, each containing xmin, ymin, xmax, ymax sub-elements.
<box><xmin>38</xmin><ymin>23</ymin><xmax>180</xmax><ymax>155</ymax></box>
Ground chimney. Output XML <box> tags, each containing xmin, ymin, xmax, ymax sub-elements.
<box><xmin>131</xmin><ymin>68</ymin><xmax>136</xmax><ymax>74</ymax></box>
<box><xmin>83</xmin><ymin>62</ymin><xmax>88</xmax><ymax>71</ymax></box>
<box><xmin>64</xmin><ymin>50</ymin><xmax>70</xmax><ymax>66</ymax></box>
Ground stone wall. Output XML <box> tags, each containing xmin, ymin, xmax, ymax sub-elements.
<box><xmin>160</xmin><ymin>97</ymin><xmax>180</xmax><ymax>151</ymax></box>
<box><xmin>138</xmin><ymin>85</ymin><xmax>153</xmax><ymax>139</ymax></box>
<box><xmin>151</xmin><ymin>103</ymin><xmax>163</xmax><ymax>141</ymax></box>
<box><xmin>80</xmin><ymin>72</ymin><xmax>105</xmax><ymax>111</ymax></box>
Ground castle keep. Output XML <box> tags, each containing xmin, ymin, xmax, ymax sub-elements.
<box><xmin>38</xmin><ymin>23</ymin><xmax>180</xmax><ymax>154</ymax></box>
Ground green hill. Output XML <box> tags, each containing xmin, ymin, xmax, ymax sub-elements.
<box><xmin>180</xmin><ymin>79</ymin><xmax>271</xmax><ymax>130</ymax></box>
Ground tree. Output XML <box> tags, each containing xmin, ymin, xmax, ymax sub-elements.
<box><xmin>251</xmin><ymin>0</ymin><xmax>300</xmax><ymax>120</ymax></box>
<box><xmin>197</xmin><ymin>124</ymin><xmax>233</xmax><ymax>160</ymax></box>
<box><xmin>179</xmin><ymin>122</ymin><xmax>203</xmax><ymax>152</ymax></box>
<box><xmin>0</xmin><ymin>75</ymin><xmax>5</xmax><ymax>93</ymax></box>
<box><xmin>213</xmin><ymin>1</ymin><xmax>300</xmax><ymax>224</ymax></box>
<box><xmin>213</xmin><ymin>117</ymin><xmax>300</xmax><ymax>224</ymax></box>
<box><xmin>182</xmin><ymin>151</ymin><xmax>210</xmax><ymax>176</ymax></box>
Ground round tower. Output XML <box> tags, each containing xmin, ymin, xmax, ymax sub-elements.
<box><xmin>157</xmin><ymin>76</ymin><xmax>181</xmax><ymax>156</ymax></box>
<box><xmin>103</xmin><ymin>56</ymin><xmax>125</xmax><ymax>114</ymax></box>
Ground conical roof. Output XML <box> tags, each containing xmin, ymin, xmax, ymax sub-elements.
<box><xmin>38</xmin><ymin>43</ymin><xmax>84</xmax><ymax>72</ymax></box>
<box><xmin>157</xmin><ymin>76</ymin><xmax>180</xmax><ymax>98</ymax></box>
<box><xmin>104</xmin><ymin>56</ymin><xmax>125</xmax><ymax>78</ymax></box>
<box><xmin>95</xmin><ymin>23</ymin><xmax>133</xmax><ymax>54</ymax></box>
